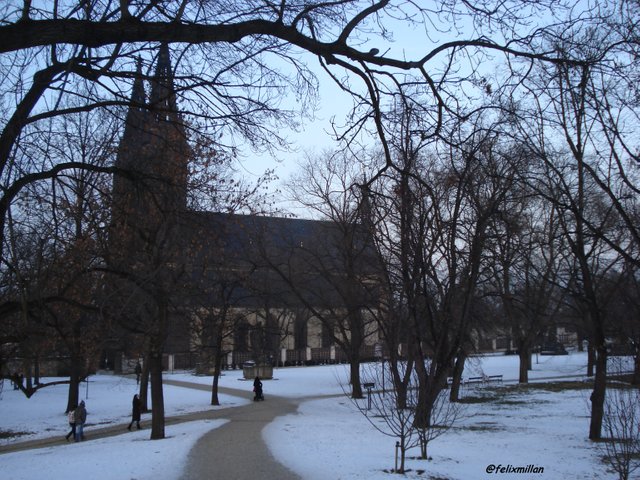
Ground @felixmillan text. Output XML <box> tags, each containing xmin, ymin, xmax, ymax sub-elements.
<box><xmin>486</xmin><ymin>464</ymin><xmax>544</xmax><ymax>474</ymax></box>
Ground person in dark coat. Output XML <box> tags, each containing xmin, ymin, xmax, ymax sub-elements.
<box><xmin>127</xmin><ymin>394</ymin><xmax>142</xmax><ymax>430</ymax></box>
<box><xmin>134</xmin><ymin>362</ymin><xmax>142</xmax><ymax>385</ymax></box>
<box><xmin>253</xmin><ymin>376</ymin><xmax>264</xmax><ymax>401</ymax></box>
<box><xmin>74</xmin><ymin>401</ymin><xmax>87</xmax><ymax>442</ymax></box>
<box><xmin>65</xmin><ymin>405</ymin><xmax>76</xmax><ymax>441</ymax></box>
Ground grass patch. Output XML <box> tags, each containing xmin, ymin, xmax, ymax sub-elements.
<box><xmin>489</xmin><ymin>380</ymin><xmax>638</xmax><ymax>395</ymax></box>
<box><xmin>463</xmin><ymin>422</ymin><xmax>502</xmax><ymax>433</ymax></box>
<box><xmin>0</xmin><ymin>430</ymin><xmax>33</xmax><ymax>440</ymax></box>
<box><xmin>493</xmin><ymin>399</ymin><xmax>530</xmax><ymax>406</ymax></box>
<box><xmin>487</xmin><ymin>381</ymin><xmax>592</xmax><ymax>395</ymax></box>
<box><xmin>458</xmin><ymin>395</ymin><xmax>496</xmax><ymax>404</ymax></box>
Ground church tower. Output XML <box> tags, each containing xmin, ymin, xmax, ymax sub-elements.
<box><xmin>110</xmin><ymin>44</ymin><xmax>190</xmax><ymax>260</ymax></box>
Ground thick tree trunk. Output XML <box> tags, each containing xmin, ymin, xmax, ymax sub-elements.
<box><xmin>449</xmin><ymin>352</ymin><xmax>466</xmax><ymax>402</ymax></box>
<box><xmin>518</xmin><ymin>347</ymin><xmax>530</xmax><ymax>383</ymax></box>
<box><xmin>211</xmin><ymin>335</ymin><xmax>224</xmax><ymax>406</ymax></box>
<box><xmin>587</xmin><ymin>343</ymin><xmax>595</xmax><ymax>377</ymax></box>
<box><xmin>66</xmin><ymin>357</ymin><xmax>82</xmax><ymax>413</ymax></box>
<box><xmin>149</xmin><ymin>351</ymin><xmax>165</xmax><ymax>440</ymax></box>
<box><xmin>211</xmin><ymin>323</ymin><xmax>226</xmax><ymax>406</ymax></box>
<box><xmin>389</xmin><ymin>355</ymin><xmax>412</xmax><ymax>409</ymax></box>
<box><xmin>33</xmin><ymin>355</ymin><xmax>40</xmax><ymax>385</ymax></box>
<box><xmin>23</xmin><ymin>358</ymin><xmax>33</xmax><ymax>394</ymax></box>
<box><xmin>413</xmin><ymin>356</ymin><xmax>435</xmax><ymax>429</ymax></box>
<box><xmin>349</xmin><ymin>356</ymin><xmax>363</xmax><ymax>399</ymax></box>
<box><xmin>139</xmin><ymin>355</ymin><xmax>150</xmax><ymax>412</ymax></box>
<box><xmin>633</xmin><ymin>347</ymin><xmax>640</xmax><ymax>386</ymax></box>
<box><xmin>211</xmin><ymin>368</ymin><xmax>220</xmax><ymax>406</ymax></box>
<box><xmin>589</xmin><ymin>345</ymin><xmax>607</xmax><ymax>440</ymax></box>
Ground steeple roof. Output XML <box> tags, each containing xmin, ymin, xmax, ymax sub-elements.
<box><xmin>149</xmin><ymin>43</ymin><xmax>178</xmax><ymax>121</ymax></box>
<box><xmin>123</xmin><ymin>57</ymin><xmax>146</xmax><ymax>131</ymax></box>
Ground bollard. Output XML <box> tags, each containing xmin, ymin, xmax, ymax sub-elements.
<box><xmin>363</xmin><ymin>382</ymin><xmax>375</xmax><ymax>410</ymax></box>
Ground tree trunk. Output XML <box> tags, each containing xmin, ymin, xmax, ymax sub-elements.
<box><xmin>589</xmin><ymin>345</ymin><xmax>608</xmax><ymax>440</ymax></box>
<box><xmin>419</xmin><ymin>432</ymin><xmax>428</xmax><ymax>460</ymax></box>
<box><xmin>34</xmin><ymin>354</ymin><xmax>40</xmax><ymax>385</ymax></box>
<box><xmin>23</xmin><ymin>358</ymin><xmax>33</xmax><ymax>394</ymax></box>
<box><xmin>587</xmin><ymin>343</ymin><xmax>595</xmax><ymax>377</ymax></box>
<box><xmin>518</xmin><ymin>347</ymin><xmax>530</xmax><ymax>383</ymax></box>
<box><xmin>211</xmin><ymin>325</ymin><xmax>225</xmax><ymax>406</ymax></box>
<box><xmin>66</xmin><ymin>356</ymin><xmax>82</xmax><ymax>413</ymax></box>
<box><xmin>349</xmin><ymin>356</ymin><xmax>363</xmax><ymax>399</ymax></box>
<box><xmin>397</xmin><ymin>435</ymin><xmax>407</xmax><ymax>473</ymax></box>
<box><xmin>139</xmin><ymin>354</ymin><xmax>151</xmax><ymax>412</ymax></box>
<box><xmin>449</xmin><ymin>352</ymin><xmax>465</xmax><ymax>402</ymax></box>
<box><xmin>211</xmin><ymin>368</ymin><xmax>220</xmax><ymax>406</ymax></box>
<box><xmin>148</xmin><ymin>351</ymin><xmax>165</xmax><ymax>440</ymax></box>
<box><xmin>389</xmin><ymin>356</ymin><xmax>411</xmax><ymax>409</ymax></box>
<box><xmin>413</xmin><ymin>356</ymin><xmax>435</xmax><ymax>429</ymax></box>
<box><xmin>633</xmin><ymin>345</ymin><xmax>640</xmax><ymax>386</ymax></box>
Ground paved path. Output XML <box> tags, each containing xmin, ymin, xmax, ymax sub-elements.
<box><xmin>0</xmin><ymin>378</ymin><xmax>302</xmax><ymax>479</ymax></box>
<box><xmin>164</xmin><ymin>379</ymin><xmax>301</xmax><ymax>479</ymax></box>
<box><xmin>177</xmin><ymin>382</ymin><xmax>300</xmax><ymax>480</ymax></box>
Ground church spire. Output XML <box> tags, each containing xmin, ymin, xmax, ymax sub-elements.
<box><xmin>131</xmin><ymin>57</ymin><xmax>145</xmax><ymax>106</ymax></box>
<box><xmin>123</xmin><ymin>57</ymin><xmax>146</xmax><ymax>129</ymax></box>
<box><xmin>149</xmin><ymin>43</ymin><xmax>178</xmax><ymax>120</ymax></box>
<box><xmin>118</xmin><ymin>57</ymin><xmax>148</xmax><ymax>170</ymax></box>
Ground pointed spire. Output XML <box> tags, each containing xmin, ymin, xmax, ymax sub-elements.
<box><xmin>120</xmin><ymin>56</ymin><xmax>148</xmax><ymax>163</ymax></box>
<box><xmin>149</xmin><ymin>43</ymin><xmax>178</xmax><ymax>119</ymax></box>
<box><xmin>130</xmin><ymin>57</ymin><xmax>145</xmax><ymax>107</ymax></box>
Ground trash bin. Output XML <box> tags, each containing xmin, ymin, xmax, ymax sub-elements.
<box><xmin>243</xmin><ymin>361</ymin><xmax>256</xmax><ymax>379</ymax></box>
<box><xmin>242</xmin><ymin>361</ymin><xmax>273</xmax><ymax>379</ymax></box>
<box><xmin>256</xmin><ymin>364</ymin><xmax>273</xmax><ymax>380</ymax></box>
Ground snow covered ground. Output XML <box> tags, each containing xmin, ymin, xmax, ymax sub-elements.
<box><xmin>0</xmin><ymin>352</ymin><xmax>627</xmax><ymax>479</ymax></box>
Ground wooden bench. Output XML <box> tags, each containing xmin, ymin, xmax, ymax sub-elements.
<box><xmin>487</xmin><ymin>375</ymin><xmax>503</xmax><ymax>383</ymax></box>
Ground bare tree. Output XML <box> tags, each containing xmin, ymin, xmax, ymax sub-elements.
<box><xmin>284</xmin><ymin>150</ymin><xmax>382</xmax><ymax>398</ymax></box>
<box><xmin>487</xmin><ymin>172</ymin><xmax>566</xmax><ymax>383</ymax></box>
<box><xmin>600</xmin><ymin>385</ymin><xmax>640</xmax><ymax>480</ymax></box>
<box><xmin>0</xmin><ymin>106</ymin><xmax>114</xmax><ymax>411</ymax></box>
<box><xmin>0</xmin><ymin>0</ymin><xmax>586</xmax><ymax>264</ymax></box>
<box><xmin>506</xmin><ymin>18</ymin><xmax>639</xmax><ymax>436</ymax></box>
<box><xmin>189</xmin><ymin>283</ymin><xmax>249</xmax><ymax>406</ymax></box>
<box><xmin>368</xmin><ymin>107</ymin><xmax>524</xmax><ymax>440</ymax></box>
<box><xmin>351</xmin><ymin>361</ymin><xmax>461</xmax><ymax>474</ymax></box>
<box><xmin>0</xmin><ymin>0</ymin><xmax>611</xmax><ymax>441</ymax></box>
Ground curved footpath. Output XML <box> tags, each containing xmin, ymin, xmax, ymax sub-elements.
<box><xmin>0</xmin><ymin>378</ymin><xmax>301</xmax><ymax>479</ymax></box>
<box><xmin>175</xmin><ymin>380</ymin><xmax>300</xmax><ymax>480</ymax></box>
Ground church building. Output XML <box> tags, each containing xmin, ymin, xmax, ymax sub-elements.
<box><xmin>107</xmin><ymin>45</ymin><xmax>382</xmax><ymax>373</ymax></box>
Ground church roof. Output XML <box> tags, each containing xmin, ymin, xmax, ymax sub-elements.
<box><xmin>177</xmin><ymin>211</ymin><xmax>382</xmax><ymax>310</ymax></box>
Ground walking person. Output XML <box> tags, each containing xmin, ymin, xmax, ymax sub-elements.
<box><xmin>134</xmin><ymin>362</ymin><xmax>142</xmax><ymax>385</ymax></box>
<box><xmin>65</xmin><ymin>405</ymin><xmax>76</xmax><ymax>441</ymax></box>
<box><xmin>127</xmin><ymin>394</ymin><xmax>142</xmax><ymax>430</ymax></box>
<box><xmin>74</xmin><ymin>400</ymin><xmax>87</xmax><ymax>442</ymax></box>
<box><xmin>253</xmin><ymin>376</ymin><xmax>264</xmax><ymax>401</ymax></box>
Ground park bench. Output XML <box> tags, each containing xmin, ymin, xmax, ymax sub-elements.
<box><xmin>465</xmin><ymin>376</ymin><xmax>484</xmax><ymax>385</ymax></box>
